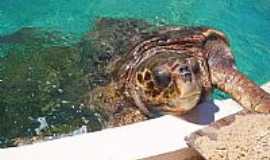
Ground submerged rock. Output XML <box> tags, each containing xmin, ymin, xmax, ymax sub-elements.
<box><xmin>0</xmin><ymin>27</ymin><xmax>104</xmax><ymax>147</ymax></box>
<box><xmin>0</xmin><ymin>18</ymin><xmax>159</xmax><ymax>147</ymax></box>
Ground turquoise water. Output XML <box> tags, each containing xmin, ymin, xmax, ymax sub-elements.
<box><xmin>1</xmin><ymin>0</ymin><xmax>270</xmax><ymax>82</ymax></box>
<box><xmin>0</xmin><ymin>0</ymin><xmax>270</xmax><ymax>146</ymax></box>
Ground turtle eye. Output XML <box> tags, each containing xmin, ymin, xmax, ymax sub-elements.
<box><xmin>153</xmin><ymin>69</ymin><xmax>171</xmax><ymax>88</ymax></box>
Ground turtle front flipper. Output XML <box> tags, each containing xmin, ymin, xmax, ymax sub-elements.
<box><xmin>204</xmin><ymin>33</ymin><xmax>270</xmax><ymax>113</ymax></box>
<box><xmin>211</xmin><ymin>66</ymin><xmax>270</xmax><ymax>112</ymax></box>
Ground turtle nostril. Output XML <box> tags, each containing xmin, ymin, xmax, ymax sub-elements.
<box><xmin>179</xmin><ymin>66</ymin><xmax>192</xmax><ymax>82</ymax></box>
<box><xmin>179</xmin><ymin>65</ymin><xmax>189</xmax><ymax>73</ymax></box>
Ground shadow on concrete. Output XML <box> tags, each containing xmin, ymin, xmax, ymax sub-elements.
<box><xmin>181</xmin><ymin>99</ymin><xmax>219</xmax><ymax>125</ymax></box>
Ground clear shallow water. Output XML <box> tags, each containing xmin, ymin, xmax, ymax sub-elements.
<box><xmin>0</xmin><ymin>0</ymin><xmax>270</xmax><ymax>146</ymax></box>
<box><xmin>1</xmin><ymin>0</ymin><xmax>270</xmax><ymax>82</ymax></box>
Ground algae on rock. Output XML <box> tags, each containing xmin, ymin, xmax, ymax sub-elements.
<box><xmin>0</xmin><ymin>27</ymin><xmax>104</xmax><ymax>147</ymax></box>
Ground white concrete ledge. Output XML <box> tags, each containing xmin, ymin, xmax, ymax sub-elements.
<box><xmin>0</xmin><ymin>101</ymin><xmax>242</xmax><ymax>160</ymax></box>
<box><xmin>1</xmin><ymin>83</ymin><xmax>269</xmax><ymax>160</ymax></box>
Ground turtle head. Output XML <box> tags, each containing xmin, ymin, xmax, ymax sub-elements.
<box><xmin>133</xmin><ymin>52</ymin><xmax>203</xmax><ymax>116</ymax></box>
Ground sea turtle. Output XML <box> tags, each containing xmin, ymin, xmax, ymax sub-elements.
<box><xmin>81</xmin><ymin>18</ymin><xmax>270</xmax><ymax>126</ymax></box>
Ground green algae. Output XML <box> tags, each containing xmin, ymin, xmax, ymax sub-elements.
<box><xmin>0</xmin><ymin>19</ymin><xmax>155</xmax><ymax>147</ymax></box>
<box><xmin>0</xmin><ymin>27</ymin><xmax>105</xmax><ymax>147</ymax></box>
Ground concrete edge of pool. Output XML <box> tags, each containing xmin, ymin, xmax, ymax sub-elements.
<box><xmin>0</xmin><ymin>82</ymin><xmax>269</xmax><ymax>160</ymax></box>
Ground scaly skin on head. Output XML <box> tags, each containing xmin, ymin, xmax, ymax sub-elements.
<box><xmin>133</xmin><ymin>53</ymin><xmax>203</xmax><ymax>115</ymax></box>
<box><xmin>117</xmin><ymin>27</ymin><xmax>211</xmax><ymax>116</ymax></box>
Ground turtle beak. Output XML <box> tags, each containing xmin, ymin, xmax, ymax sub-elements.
<box><xmin>163</xmin><ymin>65</ymin><xmax>202</xmax><ymax>115</ymax></box>
<box><xmin>174</xmin><ymin>64</ymin><xmax>199</xmax><ymax>96</ymax></box>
